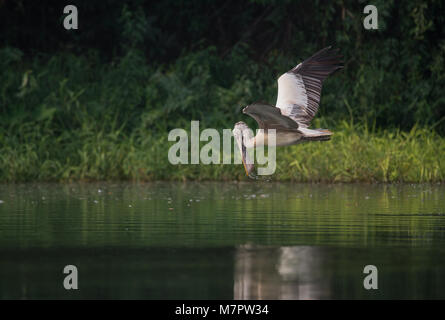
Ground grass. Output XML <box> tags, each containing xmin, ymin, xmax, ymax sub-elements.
<box><xmin>280</xmin><ymin>121</ymin><xmax>444</xmax><ymax>183</ymax></box>
<box><xmin>0</xmin><ymin>120</ymin><xmax>443</xmax><ymax>183</ymax></box>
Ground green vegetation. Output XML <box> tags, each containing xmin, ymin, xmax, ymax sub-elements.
<box><xmin>0</xmin><ymin>1</ymin><xmax>444</xmax><ymax>182</ymax></box>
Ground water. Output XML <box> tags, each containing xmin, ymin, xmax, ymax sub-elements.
<box><xmin>0</xmin><ymin>182</ymin><xmax>444</xmax><ymax>299</ymax></box>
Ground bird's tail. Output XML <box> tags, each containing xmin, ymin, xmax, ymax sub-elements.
<box><xmin>300</xmin><ymin>128</ymin><xmax>332</xmax><ymax>142</ymax></box>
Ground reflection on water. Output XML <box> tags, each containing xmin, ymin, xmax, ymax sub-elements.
<box><xmin>235</xmin><ymin>245</ymin><xmax>329</xmax><ymax>299</ymax></box>
<box><xmin>0</xmin><ymin>182</ymin><xmax>444</xmax><ymax>299</ymax></box>
<box><xmin>233</xmin><ymin>244</ymin><xmax>445</xmax><ymax>300</ymax></box>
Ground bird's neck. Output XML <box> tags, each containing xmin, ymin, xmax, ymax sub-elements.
<box><xmin>244</xmin><ymin>134</ymin><xmax>265</xmax><ymax>148</ymax></box>
<box><xmin>244</xmin><ymin>137</ymin><xmax>255</xmax><ymax>148</ymax></box>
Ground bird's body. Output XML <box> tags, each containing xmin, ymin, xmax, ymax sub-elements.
<box><xmin>243</xmin><ymin>125</ymin><xmax>302</xmax><ymax>148</ymax></box>
<box><xmin>233</xmin><ymin>46</ymin><xmax>343</xmax><ymax>176</ymax></box>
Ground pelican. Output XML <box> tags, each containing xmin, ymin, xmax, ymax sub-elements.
<box><xmin>233</xmin><ymin>46</ymin><xmax>343</xmax><ymax>177</ymax></box>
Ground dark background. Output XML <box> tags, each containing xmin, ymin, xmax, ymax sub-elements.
<box><xmin>1</xmin><ymin>0</ymin><xmax>444</xmax><ymax>132</ymax></box>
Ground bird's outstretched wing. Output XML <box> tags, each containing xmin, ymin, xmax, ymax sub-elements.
<box><xmin>275</xmin><ymin>46</ymin><xmax>343</xmax><ymax>128</ymax></box>
<box><xmin>243</xmin><ymin>102</ymin><xmax>300</xmax><ymax>131</ymax></box>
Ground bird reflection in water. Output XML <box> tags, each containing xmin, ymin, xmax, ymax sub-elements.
<box><xmin>234</xmin><ymin>245</ymin><xmax>330</xmax><ymax>300</ymax></box>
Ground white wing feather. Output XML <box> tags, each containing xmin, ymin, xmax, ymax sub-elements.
<box><xmin>274</xmin><ymin>47</ymin><xmax>343</xmax><ymax>128</ymax></box>
<box><xmin>275</xmin><ymin>71</ymin><xmax>309</xmax><ymax>123</ymax></box>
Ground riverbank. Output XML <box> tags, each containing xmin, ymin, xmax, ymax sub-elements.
<box><xmin>1</xmin><ymin>121</ymin><xmax>443</xmax><ymax>183</ymax></box>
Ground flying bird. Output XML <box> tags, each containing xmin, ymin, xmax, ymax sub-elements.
<box><xmin>233</xmin><ymin>46</ymin><xmax>343</xmax><ymax>177</ymax></box>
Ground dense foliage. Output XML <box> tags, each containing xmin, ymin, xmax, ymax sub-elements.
<box><xmin>0</xmin><ymin>0</ymin><xmax>444</xmax><ymax>182</ymax></box>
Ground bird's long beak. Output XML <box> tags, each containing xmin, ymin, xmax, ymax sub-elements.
<box><xmin>240</xmin><ymin>137</ymin><xmax>255</xmax><ymax>177</ymax></box>
<box><xmin>234</xmin><ymin>127</ymin><xmax>255</xmax><ymax>177</ymax></box>
<box><xmin>241</xmin><ymin>143</ymin><xmax>249</xmax><ymax>176</ymax></box>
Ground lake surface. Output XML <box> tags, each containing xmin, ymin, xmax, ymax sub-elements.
<box><xmin>0</xmin><ymin>182</ymin><xmax>444</xmax><ymax>299</ymax></box>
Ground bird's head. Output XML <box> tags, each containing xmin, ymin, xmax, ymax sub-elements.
<box><xmin>232</xmin><ymin>121</ymin><xmax>255</xmax><ymax>177</ymax></box>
